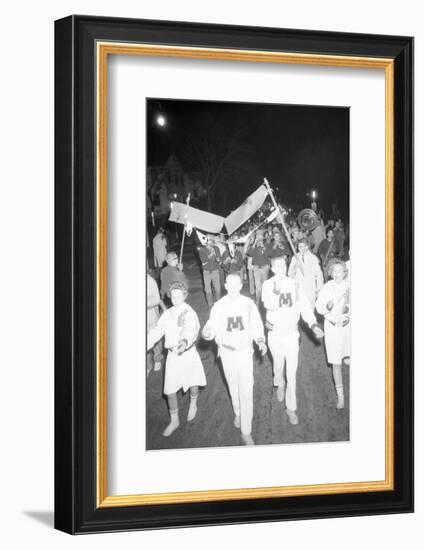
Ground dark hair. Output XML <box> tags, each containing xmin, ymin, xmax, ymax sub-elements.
<box><xmin>325</xmin><ymin>226</ymin><xmax>334</xmax><ymax>238</ymax></box>
<box><xmin>297</xmin><ymin>237</ymin><xmax>309</xmax><ymax>247</ymax></box>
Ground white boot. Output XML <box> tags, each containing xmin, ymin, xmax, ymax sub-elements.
<box><xmin>187</xmin><ymin>396</ymin><xmax>198</xmax><ymax>422</ymax></box>
<box><xmin>335</xmin><ymin>384</ymin><xmax>345</xmax><ymax>409</ymax></box>
<box><xmin>163</xmin><ymin>409</ymin><xmax>179</xmax><ymax>437</ymax></box>
<box><xmin>234</xmin><ymin>415</ymin><xmax>241</xmax><ymax>429</ymax></box>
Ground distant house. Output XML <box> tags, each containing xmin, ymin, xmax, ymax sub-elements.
<box><xmin>147</xmin><ymin>154</ymin><xmax>205</xmax><ymax>217</ymax></box>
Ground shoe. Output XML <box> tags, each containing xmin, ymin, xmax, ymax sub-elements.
<box><xmin>154</xmin><ymin>361</ymin><xmax>162</xmax><ymax>371</ymax></box>
<box><xmin>276</xmin><ymin>383</ymin><xmax>286</xmax><ymax>403</ymax></box>
<box><xmin>241</xmin><ymin>433</ymin><xmax>255</xmax><ymax>445</ymax></box>
<box><xmin>187</xmin><ymin>398</ymin><xmax>198</xmax><ymax>421</ymax></box>
<box><xmin>234</xmin><ymin>415</ymin><xmax>241</xmax><ymax>429</ymax></box>
<box><xmin>163</xmin><ymin>410</ymin><xmax>179</xmax><ymax>437</ymax></box>
<box><xmin>286</xmin><ymin>409</ymin><xmax>299</xmax><ymax>425</ymax></box>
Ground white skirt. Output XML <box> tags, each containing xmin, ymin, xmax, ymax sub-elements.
<box><xmin>324</xmin><ymin>319</ymin><xmax>351</xmax><ymax>365</ymax></box>
<box><xmin>163</xmin><ymin>345</ymin><xmax>207</xmax><ymax>395</ymax></box>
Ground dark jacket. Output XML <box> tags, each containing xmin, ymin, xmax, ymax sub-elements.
<box><xmin>198</xmin><ymin>245</ymin><xmax>221</xmax><ymax>271</ymax></box>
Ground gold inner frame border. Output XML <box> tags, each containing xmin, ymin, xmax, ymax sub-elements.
<box><xmin>96</xmin><ymin>41</ymin><xmax>394</xmax><ymax>508</ymax></box>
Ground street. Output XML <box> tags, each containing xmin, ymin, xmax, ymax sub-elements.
<box><xmin>146</xmin><ymin>240</ymin><xmax>349</xmax><ymax>450</ymax></box>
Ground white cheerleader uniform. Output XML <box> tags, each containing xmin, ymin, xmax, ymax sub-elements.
<box><xmin>203</xmin><ymin>294</ymin><xmax>265</xmax><ymax>436</ymax></box>
<box><xmin>147</xmin><ymin>303</ymin><xmax>206</xmax><ymax>395</ymax></box>
<box><xmin>316</xmin><ymin>279</ymin><xmax>350</xmax><ymax>364</ymax></box>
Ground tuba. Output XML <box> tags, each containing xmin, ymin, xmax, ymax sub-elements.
<box><xmin>297</xmin><ymin>208</ymin><xmax>319</xmax><ymax>232</ymax></box>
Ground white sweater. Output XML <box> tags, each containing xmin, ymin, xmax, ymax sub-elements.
<box><xmin>261</xmin><ymin>275</ymin><xmax>317</xmax><ymax>332</ymax></box>
<box><xmin>203</xmin><ymin>294</ymin><xmax>265</xmax><ymax>351</ymax></box>
<box><xmin>147</xmin><ymin>303</ymin><xmax>200</xmax><ymax>351</ymax></box>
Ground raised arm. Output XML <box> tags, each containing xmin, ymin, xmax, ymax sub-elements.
<box><xmin>261</xmin><ymin>279</ymin><xmax>280</xmax><ymax>311</ymax></box>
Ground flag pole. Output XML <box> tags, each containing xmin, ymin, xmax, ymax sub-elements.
<box><xmin>263</xmin><ymin>178</ymin><xmax>304</xmax><ymax>276</ymax></box>
<box><xmin>179</xmin><ymin>193</ymin><xmax>191</xmax><ymax>265</ymax></box>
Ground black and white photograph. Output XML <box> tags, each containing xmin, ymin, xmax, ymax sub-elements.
<box><xmin>146</xmin><ymin>98</ymin><xmax>350</xmax><ymax>450</ymax></box>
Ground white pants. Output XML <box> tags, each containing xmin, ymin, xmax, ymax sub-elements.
<box><xmin>267</xmin><ymin>330</ymin><xmax>299</xmax><ymax>411</ymax></box>
<box><xmin>219</xmin><ymin>348</ymin><xmax>254</xmax><ymax>435</ymax></box>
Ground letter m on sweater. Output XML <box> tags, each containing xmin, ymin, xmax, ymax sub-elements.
<box><xmin>226</xmin><ymin>316</ymin><xmax>245</xmax><ymax>331</ymax></box>
<box><xmin>279</xmin><ymin>293</ymin><xmax>293</xmax><ymax>307</ymax></box>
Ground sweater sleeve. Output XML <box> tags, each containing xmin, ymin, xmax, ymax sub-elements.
<box><xmin>202</xmin><ymin>303</ymin><xmax>220</xmax><ymax>340</ymax></box>
<box><xmin>180</xmin><ymin>309</ymin><xmax>200</xmax><ymax>347</ymax></box>
<box><xmin>249</xmin><ymin>301</ymin><xmax>265</xmax><ymax>343</ymax></box>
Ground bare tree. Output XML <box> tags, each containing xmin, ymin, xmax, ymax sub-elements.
<box><xmin>178</xmin><ymin>114</ymin><xmax>259</xmax><ymax>215</ymax></box>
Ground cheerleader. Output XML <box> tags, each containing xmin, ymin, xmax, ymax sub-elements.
<box><xmin>147</xmin><ymin>281</ymin><xmax>206</xmax><ymax>436</ymax></box>
<box><xmin>315</xmin><ymin>259</ymin><xmax>351</xmax><ymax>409</ymax></box>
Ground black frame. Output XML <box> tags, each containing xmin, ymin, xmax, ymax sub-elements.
<box><xmin>55</xmin><ymin>15</ymin><xmax>414</xmax><ymax>534</ymax></box>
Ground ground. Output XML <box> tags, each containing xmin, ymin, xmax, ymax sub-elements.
<box><xmin>146</xmin><ymin>240</ymin><xmax>349</xmax><ymax>450</ymax></box>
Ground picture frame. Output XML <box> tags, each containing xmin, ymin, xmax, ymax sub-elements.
<box><xmin>54</xmin><ymin>15</ymin><xmax>413</xmax><ymax>534</ymax></box>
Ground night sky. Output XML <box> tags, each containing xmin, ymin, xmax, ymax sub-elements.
<box><xmin>147</xmin><ymin>98</ymin><xmax>349</xmax><ymax>221</ymax></box>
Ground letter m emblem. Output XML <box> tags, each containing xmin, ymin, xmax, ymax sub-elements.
<box><xmin>279</xmin><ymin>293</ymin><xmax>293</xmax><ymax>307</ymax></box>
<box><xmin>226</xmin><ymin>316</ymin><xmax>245</xmax><ymax>331</ymax></box>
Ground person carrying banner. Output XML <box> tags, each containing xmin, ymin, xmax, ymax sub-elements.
<box><xmin>202</xmin><ymin>272</ymin><xmax>267</xmax><ymax>445</ymax></box>
<box><xmin>262</xmin><ymin>256</ymin><xmax>324</xmax><ymax>425</ymax></box>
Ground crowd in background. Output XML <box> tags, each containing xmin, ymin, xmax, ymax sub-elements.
<box><xmin>146</xmin><ymin>204</ymin><xmax>350</xmax><ymax>445</ymax></box>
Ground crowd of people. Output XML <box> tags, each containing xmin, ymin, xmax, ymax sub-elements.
<box><xmin>147</xmin><ymin>209</ymin><xmax>350</xmax><ymax>446</ymax></box>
